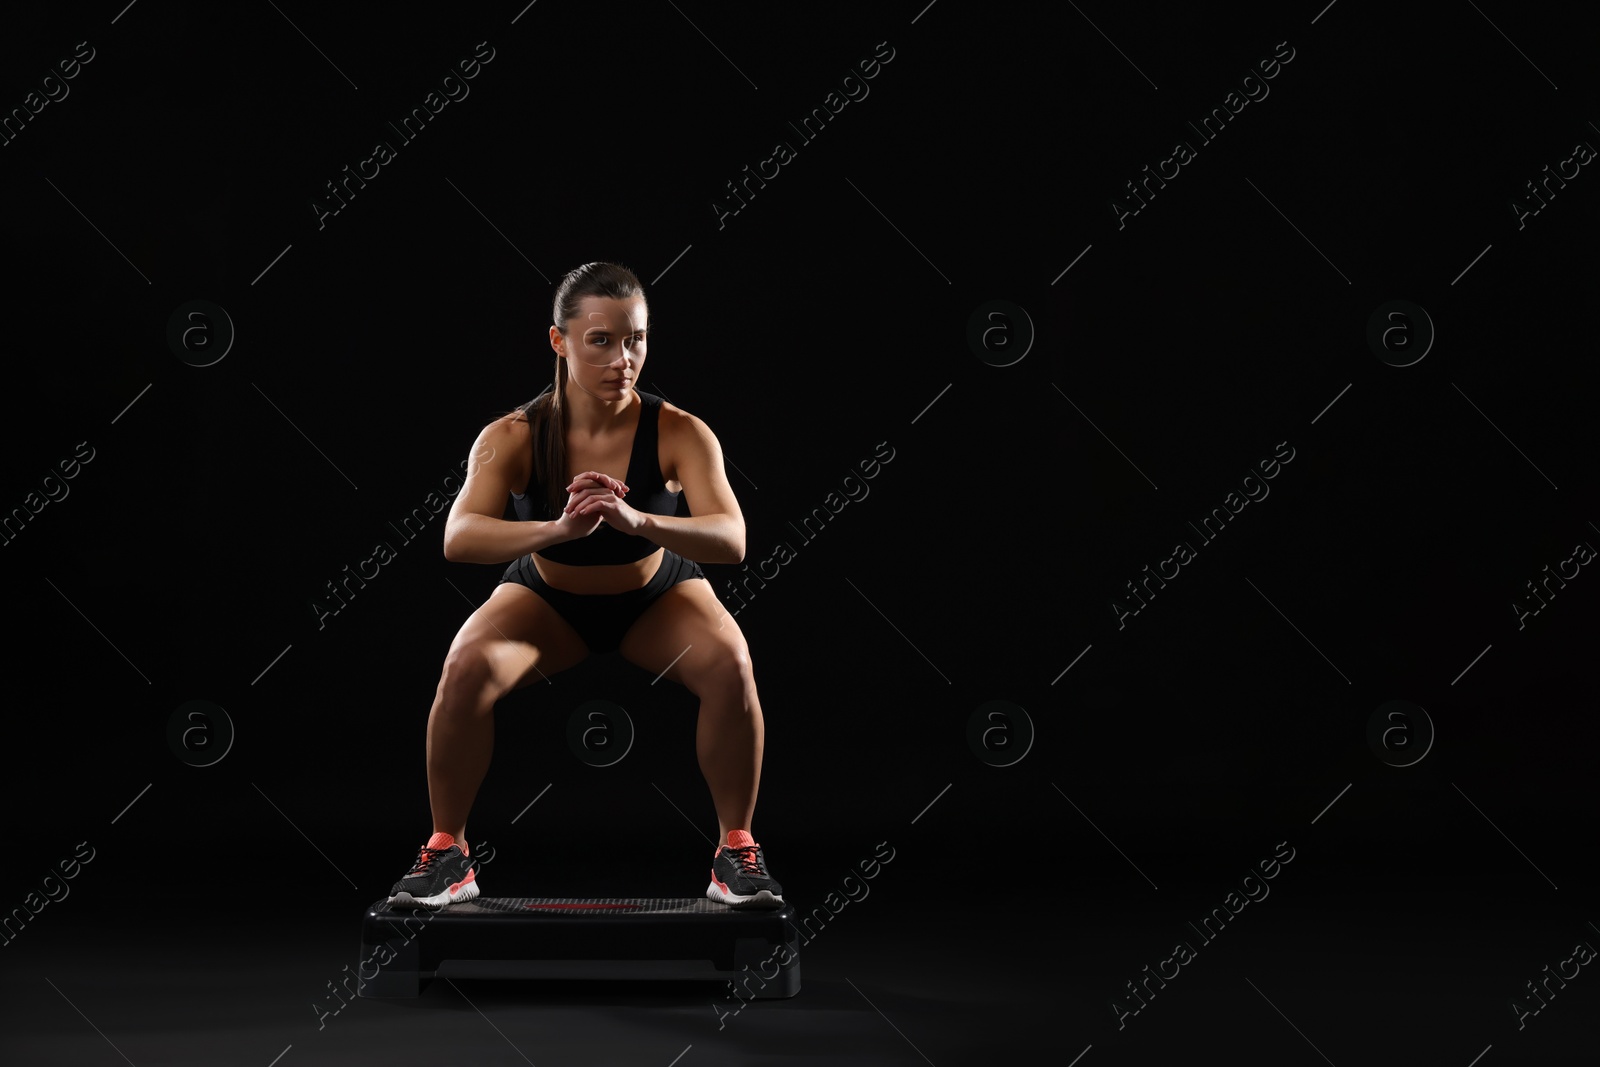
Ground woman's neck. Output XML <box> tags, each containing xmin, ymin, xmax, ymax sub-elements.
<box><xmin>562</xmin><ymin>382</ymin><xmax>636</xmax><ymax>436</ymax></box>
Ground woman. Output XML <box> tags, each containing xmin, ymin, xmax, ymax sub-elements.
<box><xmin>386</xmin><ymin>262</ymin><xmax>782</xmax><ymax>910</ymax></box>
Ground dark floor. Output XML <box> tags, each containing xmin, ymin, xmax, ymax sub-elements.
<box><xmin>3</xmin><ymin>847</ymin><xmax>1594</xmax><ymax>1066</ymax></box>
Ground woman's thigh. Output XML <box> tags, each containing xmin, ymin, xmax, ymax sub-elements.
<box><xmin>616</xmin><ymin>577</ymin><xmax>752</xmax><ymax>694</ymax></box>
<box><xmin>445</xmin><ymin>581</ymin><xmax>591</xmax><ymax>693</ymax></box>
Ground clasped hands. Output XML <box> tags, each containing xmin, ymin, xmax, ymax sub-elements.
<box><xmin>555</xmin><ymin>470</ymin><xmax>647</xmax><ymax>537</ymax></box>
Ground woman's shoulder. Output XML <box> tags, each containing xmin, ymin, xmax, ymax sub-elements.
<box><xmin>487</xmin><ymin>404</ymin><xmax>533</xmax><ymax>434</ymax></box>
<box><xmin>475</xmin><ymin>405</ymin><xmax>534</xmax><ymax>464</ymax></box>
<box><xmin>494</xmin><ymin>389</ymin><xmax>554</xmax><ymax>429</ymax></box>
<box><xmin>651</xmin><ymin>392</ymin><xmax>702</xmax><ymax>429</ymax></box>
<box><xmin>650</xmin><ymin>394</ymin><xmax>726</xmax><ymax>463</ymax></box>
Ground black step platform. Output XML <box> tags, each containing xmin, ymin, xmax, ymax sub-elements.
<box><xmin>357</xmin><ymin>896</ymin><xmax>802</xmax><ymax>998</ymax></box>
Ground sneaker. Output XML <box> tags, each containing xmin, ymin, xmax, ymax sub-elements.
<box><xmin>707</xmin><ymin>829</ymin><xmax>784</xmax><ymax>908</ymax></box>
<box><xmin>387</xmin><ymin>831</ymin><xmax>479</xmax><ymax>909</ymax></box>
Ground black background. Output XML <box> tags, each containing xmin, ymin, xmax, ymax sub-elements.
<box><xmin>1</xmin><ymin>1</ymin><xmax>1595</xmax><ymax>1063</ymax></box>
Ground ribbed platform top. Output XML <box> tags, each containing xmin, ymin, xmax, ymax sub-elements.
<box><xmin>369</xmin><ymin>896</ymin><xmax>792</xmax><ymax>920</ymax></box>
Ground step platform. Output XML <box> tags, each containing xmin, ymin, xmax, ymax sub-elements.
<box><xmin>357</xmin><ymin>896</ymin><xmax>802</xmax><ymax>998</ymax></box>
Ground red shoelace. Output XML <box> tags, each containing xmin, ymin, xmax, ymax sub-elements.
<box><xmin>724</xmin><ymin>844</ymin><xmax>766</xmax><ymax>876</ymax></box>
<box><xmin>407</xmin><ymin>845</ymin><xmax>453</xmax><ymax>877</ymax></box>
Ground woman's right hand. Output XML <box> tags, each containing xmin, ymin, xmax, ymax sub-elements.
<box><xmin>553</xmin><ymin>471</ymin><xmax>629</xmax><ymax>539</ymax></box>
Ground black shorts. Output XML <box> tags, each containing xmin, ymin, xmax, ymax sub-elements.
<box><xmin>498</xmin><ymin>548</ymin><xmax>707</xmax><ymax>655</ymax></box>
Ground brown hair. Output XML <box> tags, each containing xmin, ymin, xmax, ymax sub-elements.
<box><xmin>504</xmin><ymin>262</ymin><xmax>649</xmax><ymax>515</ymax></box>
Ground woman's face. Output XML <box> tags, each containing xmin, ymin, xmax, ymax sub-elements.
<box><xmin>556</xmin><ymin>294</ymin><xmax>648</xmax><ymax>400</ymax></box>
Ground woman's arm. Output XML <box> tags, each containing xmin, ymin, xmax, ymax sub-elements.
<box><xmin>443</xmin><ymin>416</ymin><xmax>571</xmax><ymax>564</ymax></box>
<box><xmin>636</xmin><ymin>512</ymin><xmax>744</xmax><ymax>565</ymax></box>
<box><xmin>445</xmin><ymin>511</ymin><xmax>570</xmax><ymax>564</ymax></box>
<box><xmin>644</xmin><ymin>409</ymin><xmax>744</xmax><ymax>564</ymax></box>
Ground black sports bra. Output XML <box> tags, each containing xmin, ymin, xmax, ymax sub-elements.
<box><xmin>510</xmin><ymin>389</ymin><xmax>682</xmax><ymax>565</ymax></box>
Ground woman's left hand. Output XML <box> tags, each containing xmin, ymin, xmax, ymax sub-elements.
<box><xmin>568</xmin><ymin>485</ymin><xmax>649</xmax><ymax>535</ymax></box>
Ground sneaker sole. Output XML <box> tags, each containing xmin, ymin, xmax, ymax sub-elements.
<box><xmin>706</xmin><ymin>881</ymin><xmax>783</xmax><ymax>908</ymax></box>
<box><xmin>387</xmin><ymin>875</ymin><xmax>480</xmax><ymax>910</ymax></box>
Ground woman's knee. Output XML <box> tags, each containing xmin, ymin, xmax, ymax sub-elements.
<box><xmin>689</xmin><ymin>642</ymin><xmax>756</xmax><ymax>701</ymax></box>
<box><xmin>435</xmin><ymin>644</ymin><xmax>506</xmax><ymax>714</ymax></box>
